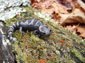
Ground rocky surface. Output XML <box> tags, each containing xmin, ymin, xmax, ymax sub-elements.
<box><xmin>0</xmin><ymin>21</ymin><xmax>15</xmax><ymax>63</ymax></box>
<box><xmin>0</xmin><ymin>0</ymin><xmax>31</xmax><ymax>20</ymax></box>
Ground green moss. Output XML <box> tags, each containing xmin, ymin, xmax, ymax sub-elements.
<box><xmin>71</xmin><ymin>48</ymin><xmax>85</xmax><ymax>63</ymax></box>
<box><xmin>6</xmin><ymin>6</ymin><xmax>85</xmax><ymax>63</ymax></box>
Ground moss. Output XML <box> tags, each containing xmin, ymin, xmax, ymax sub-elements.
<box><xmin>6</xmin><ymin>6</ymin><xmax>85</xmax><ymax>63</ymax></box>
<box><xmin>70</xmin><ymin>48</ymin><xmax>85</xmax><ymax>63</ymax></box>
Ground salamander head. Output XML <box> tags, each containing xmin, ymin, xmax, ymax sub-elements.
<box><xmin>38</xmin><ymin>25</ymin><xmax>51</xmax><ymax>36</ymax></box>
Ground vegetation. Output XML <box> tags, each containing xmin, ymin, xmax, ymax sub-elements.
<box><xmin>6</xmin><ymin>6</ymin><xmax>85</xmax><ymax>63</ymax></box>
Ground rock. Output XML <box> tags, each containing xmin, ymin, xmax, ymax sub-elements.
<box><xmin>0</xmin><ymin>0</ymin><xmax>31</xmax><ymax>20</ymax></box>
<box><xmin>0</xmin><ymin>21</ymin><xmax>15</xmax><ymax>63</ymax></box>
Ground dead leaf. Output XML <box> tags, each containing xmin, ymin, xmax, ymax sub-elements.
<box><xmin>38</xmin><ymin>59</ymin><xmax>47</xmax><ymax>63</ymax></box>
<box><xmin>31</xmin><ymin>0</ymin><xmax>85</xmax><ymax>39</ymax></box>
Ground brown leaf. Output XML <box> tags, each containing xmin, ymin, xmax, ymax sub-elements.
<box><xmin>38</xmin><ymin>59</ymin><xmax>47</xmax><ymax>63</ymax></box>
<box><xmin>66</xmin><ymin>25</ymin><xmax>77</xmax><ymax>32</ymax></box>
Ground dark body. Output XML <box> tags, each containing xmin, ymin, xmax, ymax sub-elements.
<box><xmin>7</xmin><ymin>19</ymin><xmax>51</xmax><ymax>41</ymax></box>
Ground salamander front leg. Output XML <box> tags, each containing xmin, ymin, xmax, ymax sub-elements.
<box><xmin>33</xmin><ymin>30</ymin><xmax>41</xmax><ymax>37</ymax></box>
<box><xmin>19</xmin><ymin>27</ymin><xmax>25</xmax><ymax>38</ymax></box>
